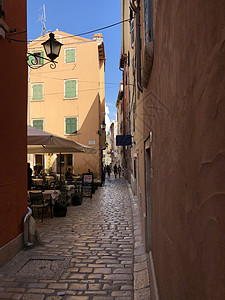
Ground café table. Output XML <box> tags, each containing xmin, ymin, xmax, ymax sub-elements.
<box><xmin>56</xmin><ymin>174</ymin><xmax>64</xmax><ymax>180</ymax></box>
<box><xmin>45</xmin><ymin>176</ymin><xmax>55</xmax><ymax>185</ymax></box>
<box><xmin>32</xmin><ymin>178</ymin><xmax>44</xmax><ymax>186</ymax></box>
<box><xmin>66</xmin><ymin>185</ymin><xmax>75</xmax><ymax>199</ymax></box>
<box><xmin>28</xmin><ymin>189</ymin><xmax>61</xmax><ymax>205</ymax></box>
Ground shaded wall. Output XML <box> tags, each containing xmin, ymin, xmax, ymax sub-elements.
<box><xmin>0</xmin><ymin>1</ymin><xmax>27</xmax><ymax>254</ymax></box>
<box><xmin>145</xmin><ymin>1</ymin><xmax>225</xmax><ymax>299</ymax></box>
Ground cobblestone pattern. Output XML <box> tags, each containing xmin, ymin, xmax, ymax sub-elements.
<box><xmin>0</xmin><ymin>177</ymin><xmax>150</xmax><ymax>300</ymax></box>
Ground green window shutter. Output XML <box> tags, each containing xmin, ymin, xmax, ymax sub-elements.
<box><xmin>40</xmin><ymin>51</ymin><xmax>44</xmax><ymax>65</ymax></box>
<box><xmin>66</xmin><ymin>118</ymin><xmax>70</xmax><ymax>134</ymax></box>
<box><xmin>33</xmin><ymin>120</ymin><xmax>43</xmax><ymax>130</ymax></box>
<box><xmin>66</xmin><ymin>49</ymin><xmax>76</xmax><ymax>63</ymax></box>
<box><xmin>66</xmin><ymin>118</ymin><xmax>77</xmax><ymax>134</ymax></box>
<box><xmin>32</xmin><ymin>84</ymin><xmax>43</xmax><ymax>100</ymax></box>
<box><xmin>65</xmin><ymin>80</ymin><xmax>76</xmax><ymax>98</ymax></box>
<box><xmin>71</xmin><ymin>117</ymin><xmax>77</xmax><ymax>133</ymax></box>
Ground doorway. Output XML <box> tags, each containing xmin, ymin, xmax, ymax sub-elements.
<box><xmin>57</xmin><ymin>154</ymin><xmax>73</xmax><ymax>175</ymax></box>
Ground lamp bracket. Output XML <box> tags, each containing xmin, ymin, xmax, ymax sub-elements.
<box><xmin>27</xmin><ymin>52</ymin><xmax>58</xmax><ymax>69</ymax></box>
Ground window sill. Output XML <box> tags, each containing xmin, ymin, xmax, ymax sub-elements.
<box><xmin>29</xmin><ymin>64</ymin><xmax>44</xmax><ymax>67</ymax></box>
<box><xmin>31</xmin><ymin>99</ymin><xmax>44</xmax><ymax>102</ymax></box>
<box><xmin>64</xmin><ymin>133</ymin><xmax>78</xmax><ymax>136</ymax></box>
<box><xmin>0</xmin><ymin>19</ymin><xmax>9</xmax><ymax>32</ymax></box>
<box><xmin>63</xmin><ymin>97</ymin><xmax>78</xmax><ymax>100</ymax></box>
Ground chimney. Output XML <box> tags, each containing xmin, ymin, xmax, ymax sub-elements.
<box><xmin>93</xmin><ymin>33</ymin><xmax>103</xmax><ymax>45</ymax></box>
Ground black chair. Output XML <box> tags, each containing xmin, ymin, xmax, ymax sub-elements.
<box><xmin>29</xmin><ymin>192</ymin><xmax>52</xmax><ymax>222</ymax></box>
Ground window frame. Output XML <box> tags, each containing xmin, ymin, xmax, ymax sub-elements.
<box><xmin>64</xmin><ymin>79</ymin><xmax>78</xmax><ymax>100</ymax></box>
<box><xmin>31</xmin><ymin>83</ymin><xmax>44</xmax><ymax>101</ymax></box>
<box><xmin>65</xmin><ymin>48</ymin><xmax>76</xmax><ymax>64</ymax></box>
<box><xmin>64</xmin><ymin>116</ymin><xmax>78</xmax><ymax>135</ymax></box>
<box><xmin>32</xmin><ymin>119</ymin><xmax>44</xmax><ymax>130</ymax></box>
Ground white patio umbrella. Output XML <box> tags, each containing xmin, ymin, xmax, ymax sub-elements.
<box><xmin>27</xmin><ymin>125</ymin><xmax>96</xmax><ymax>181</ymax></box>
<box><xmin>27</xmin><ymin>125</ymin><xmax>96</xmax><ymax>154</ymax></box>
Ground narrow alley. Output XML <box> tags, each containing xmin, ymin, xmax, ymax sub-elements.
<box><xmin>0</xmin><ymin>177</ymin><xmax>150</xmax><ymax>300</ymax></box>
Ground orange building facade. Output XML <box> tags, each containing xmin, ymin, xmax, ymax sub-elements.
<box><xmin>28</xmin><ymin>31</ymin><xmax>106</xmax><ymax>179</ymax></box>
<box><xmin>0</xmin><ymin>0</ymin><xmax>27</xmax><ymax>266</ymax></box>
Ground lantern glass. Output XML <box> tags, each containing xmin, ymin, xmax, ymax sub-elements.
<box><xmin>42</xmin><ymin>33</ymin><xmax>62</xmax><ymax>61</ymax></box>
<box><xmin>100</xmin><ymin>121</ymin><xmax>106</xmax><ymax>130</ymax></box>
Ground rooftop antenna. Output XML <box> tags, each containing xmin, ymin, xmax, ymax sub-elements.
<box><xmin>37</xmin><ymin>4</ymin><xmax>47</xmax><ymax>35</ymax></box>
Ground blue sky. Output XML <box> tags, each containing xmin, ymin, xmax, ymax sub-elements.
<box><xmin>27</xmin><ymin>0</ymin><xmax>122</xmax><ymax>123</ymax></box>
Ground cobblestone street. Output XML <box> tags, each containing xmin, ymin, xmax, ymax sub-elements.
<box><xmin>0</xmin><ymin>177</ymin><xmax>150</xmax><ymax>300</ymax></box>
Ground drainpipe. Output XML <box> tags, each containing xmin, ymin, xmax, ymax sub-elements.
<box><xmin>60</xmin><ymin>152</ymin><xmax>62</xmax><ymax>181</ymax></box>
<box><xmin>130</xmin><ymin>0</ymin><xmax>143</xmax><ymax>93</ymax></box>
<box><xmin>24</xmin><ymin>206</ymin><xmax>33</xmax><ymax>247</ymax></box>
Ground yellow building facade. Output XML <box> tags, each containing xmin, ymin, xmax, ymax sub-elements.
<box><xmin>28</xmin><ymin>30</ymin><xmax>106</xmax><ymax>179</ymax></box>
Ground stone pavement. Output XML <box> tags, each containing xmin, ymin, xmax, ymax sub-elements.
<box><xmin>0</xmin><ymin>177</ymin><xmax>150</xmax><ymax>300</ymax></box>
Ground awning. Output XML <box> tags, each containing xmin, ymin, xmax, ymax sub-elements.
<box><xmin>27</xmin><ymin>125</ymin><xmax>96</xmax><ymax>154</ymax></box>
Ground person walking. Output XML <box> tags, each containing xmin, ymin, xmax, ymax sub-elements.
<box><xmin>113</xmin><ymin>164</ymin><xmax>118</xmax><ymax>178</ymax></box>
<box><xmin>101</xmin><ymin>165</ymin><xmax>106</xmax><ymax>182</ymax></box>
<box><xmin>106</xmin><ymin>165</ymin><xmax>111</xmax><ymax>177</ymax></box>
<box><xmin>118</xmin><ymin>165</ymin><xmax>122</xmax><ymax>178</ymax></box>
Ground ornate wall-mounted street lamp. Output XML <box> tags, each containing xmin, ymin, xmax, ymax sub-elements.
<box><xmin>28</xmin><ymin>32</ymin><xmax>63</xmax><ymax>69</ymax></box>
<box><xmin>97</xmin><ymin>121</ymin><xmax>106</xmax><ymax>135</ymax></box>
<box><xmin>100</xmin><ymin>121</ymin><xmax>106</xmax><ymax>130</ymax></box>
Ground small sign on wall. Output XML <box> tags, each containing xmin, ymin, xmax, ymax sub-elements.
<box><xmin>88</xmin><ymin>140</ymin><xmax>96</xmax><ymax>145</ymax></box>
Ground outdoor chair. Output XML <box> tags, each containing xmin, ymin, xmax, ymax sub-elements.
<box><xmin>29</xmin><ymin>192</ymin><xmax>52</xmax><ymax>222</ymax></box>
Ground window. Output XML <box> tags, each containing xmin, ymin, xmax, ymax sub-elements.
<box><xmin>32</xmin><ymin>119</ymin><xmax>44</xmax><ymax>130</ymax></box>
<box><xmin>129</xmin><ymin>7</ymin><xmax>134</xmax><ymax>48</ymax></box>
<box><xmin>32</xmin><ymin>83</ymin><xmax>44</xmax><ymax>101</ymax></box>
<box><xmin>132</xmin><ymin>57</ymin><xmax>135</xmax><ymax>76</ymax></box>
<box><xmin>130</xmin><ymin>18</ymin><xmax>135</xmax><ymax>48</ymax></box>
<box><xmin>129</xmin><ymin>112</ymin><xmax>131</xmax><ymax>134</ymax></box>
<box><xmin>65</xmin><ymin>48</ymin><xmax>76</xmax><ymax>63</ymax></box>
<box><xmin>64</xmin><ymin>79</ymin><xmax>78</xmax><ymax>99</ymax></box>
<box><xmin>28</xmin><ymin>51</ymin><xmax>44</xmax><ymax>66</ymax></box>
<box><xmin>134</xmin><ymin>159</ymin><xmax>137</xmax><ymax>179</ymax></box>
<box><xmin>143</xmin><ymin>0</ymin><xmax>153</xmax><ymax>44</ymax></box>
<box><xmin>65</xmin><ymin>117</ymin><xmax>78</xmax><ymax>134</ymax></box>
<box><xmin>133</xmin><ymin>100</ymin><xmax>136</xmax><ymax>132</ymax></box>
<box><xmin>66</xmin><ymin>154</ymin><xmax>73</xmax><ymax>165</ymax></box>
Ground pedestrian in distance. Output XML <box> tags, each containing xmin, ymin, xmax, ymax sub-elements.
<box><xmin>106</xmin><ymin>165</ymin><xmax>111</xmax><ymax>177</ymax></box>
<box><xmin>101</xmin><ymin>165</ymin><xmax>106</xmax><ymax>182</ymax></box>
<box><xmin>114</xmin><ymin>164</ymin><xmax>118</xmax><ymax>179</ymax></box>
<box><xmin>118</xmin><ymin>165</ymin><xmax>121</xmax><ymax>178</ymax></box>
